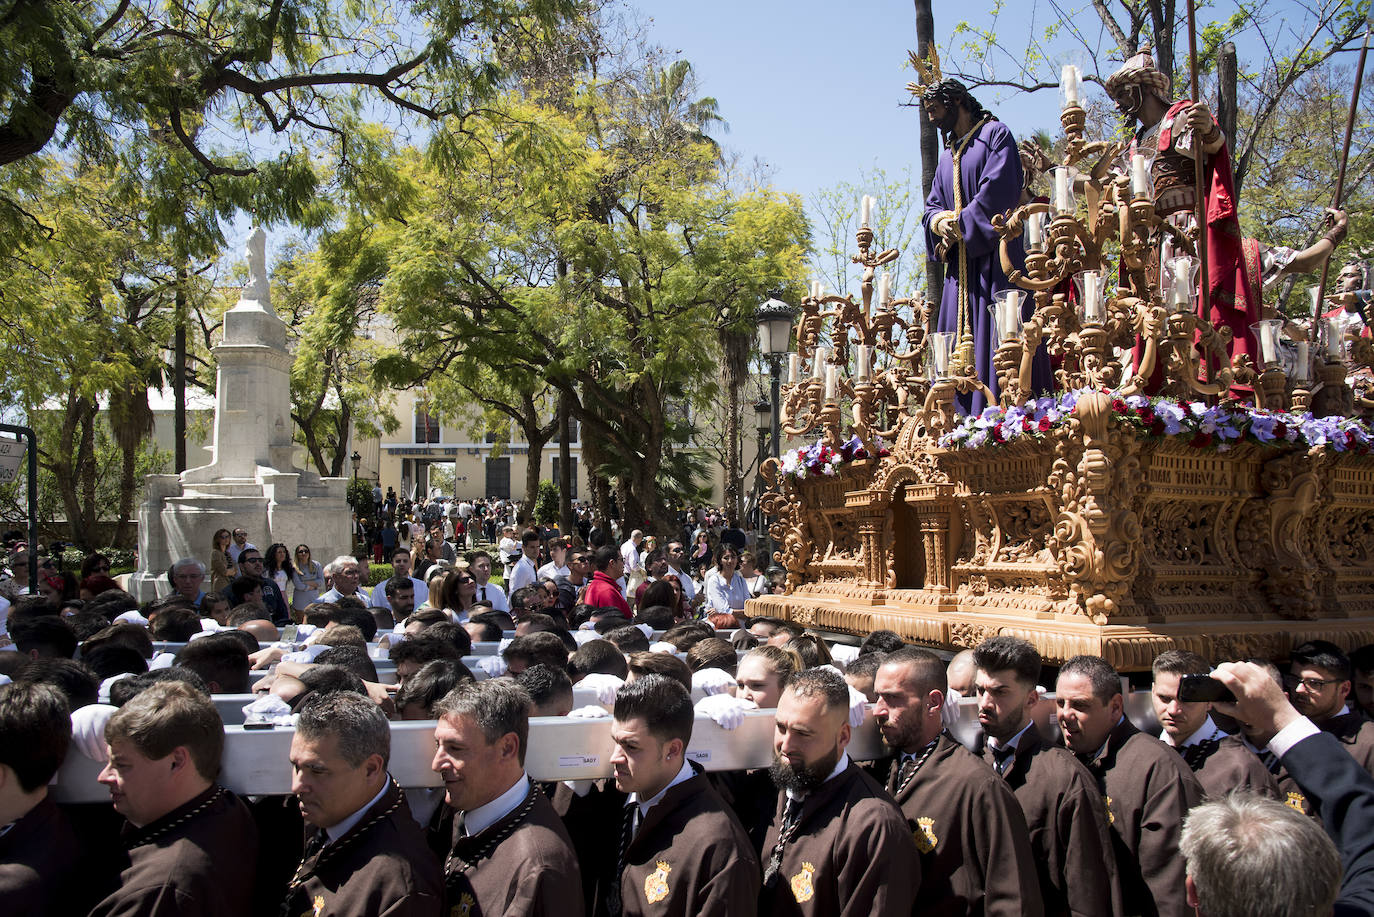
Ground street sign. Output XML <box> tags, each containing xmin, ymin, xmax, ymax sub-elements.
<box><xmin>0</xmin><ymin>437</ymin><xmax>25</xmax><ymax>483</ymax></box>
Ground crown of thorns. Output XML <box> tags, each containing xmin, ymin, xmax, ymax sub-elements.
<box><xmin>906</xmin><ymin>46</ymin><xmax>943</xmax><ymax>98</ymax></box>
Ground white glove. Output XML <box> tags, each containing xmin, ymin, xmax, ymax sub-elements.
<box><xmin>847</xmin><ymin>684</ymin><xmax>869</xmax><ymax>728</ymax></box>
<box><xmin>149</xmin><ymin>652</ymin><xmax>177</xmax><ymax>671</ymax></box>
<box><xmin>634</xmin><ymin>623</ymin><xmax>654</xmax><ymax>639</ymax></box>
<box><xmin>691</xmin><ymin>667</ymin><xmax>736</xmax><ymax>697</ymax></box>
<box><xmin>829</xmin><ymin>643</ymin><xmax>860</xmax><ymax>665</ymax></box>
<box><xmin>941</xmin><ymin>689</ymin><xmax>963</xmax><ymax>731</ymax></box>
<box><xmin>573</xmin><ymin>630</ymin><xmax>600</xmax><ymax>646</ymax></box>
<box><xmin>649</xmin><ymin>641</ymin><xmax>677</xmax><ymax>654</ymax></box>
<box><xmin>478</xmin><ymin>656</ymin><xmax>509</xmax><ymax>677</ymax></box>
<box><xmin>696</xmin><ymin>694</ymin><xmax>756</xmax><ymax>730</ymax></box>
<box><xmin>242</xmin><ymin>694</ymin><xmax>296</xmax><ymax>726</ymax></box>
<box><xmin>568</xmin><ymin>705</ymin><xmax>611</xmax><ymax>719</ymax></box>
<box><xmin>578</xmin><ymin>673</ymin><xmax>626</xmax><ymax>705</ymax></box>
<box><xmin>98</xmin><ymin>673</ymin><xmax>135</xmax><ymax>704</ymax></box>
<box><xmin>70</xmin><ymin>704</ymin><xmax>118</xmax><ymax>761</ymax></box>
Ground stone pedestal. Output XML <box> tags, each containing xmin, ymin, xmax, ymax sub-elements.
<box><xmin>130</xmin><ymin>230</ymin><xmax>351</xmax><ymax>602</ymax></box>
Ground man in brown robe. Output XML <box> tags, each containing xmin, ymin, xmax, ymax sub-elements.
<box><xmin>759</xmin><ymin>667</ymin><xmax>920</xmax><ymax>916</ymax></box>
<box><xmin>1150</xmin><ymin>650</ymin><xmax>1278</xmax><ymax>800</ymax></box>
<box><xmin>430</xmin><ymin>678</ymin><xmax>584</xmax><ymax>915</ymax></box>
<box><xmin>89</xmin><ymin>681</ymin><xmax>259</xmax><ymax>917</ymax></box>
<box><xmin>603</xmin><ymin>674</ymin><xmax>760</xmax><ymax>916</ymax></box>
<box><xmin>0</xmin><ymin>682</ymin><xmax>80</xmax><ymax>913</ymax></box>
<box><xmin>1288</xmin><ymin>641</ymin><xmax>1374</xmax><ymax>776</ymax></box>
<box><xmin>871</xmin><ymin>646</ymin><xmax>1042</xmax><ymax>917</ymax></box>
<box><xmin>281</xmin><ymin>691</ymin><xmax>443</xmax><ymax>916</ymax></box>
<box><xmin>973</xmin><ymin>637</ymin><xmax>1123</xmax><ymax>916</ymax></box>
<box><xmin>1057</xmin><ymin>655</ymin><xmax>1202</xmax><ymax>917</ymax></box>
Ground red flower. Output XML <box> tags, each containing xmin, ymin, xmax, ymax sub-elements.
<box><xmin>1038</xmin><ymin>415</ymin><xmax>1052</xmax><ymax>432</ymax></box>
<box><xmin>1274</xmin><ymin>422</ymin><xmax>1287</xmax><ymax>439</ymax></box>
<box><xmin>991</xmin><ymin>423</ymin><xmax>1005</xmax><ymax>443</ymax></box>
<box><xmin>1111</xmin><ymin>398</ymin><xmax>1128</xmax><ymax>413</ymax></box>
<box><xmin>1189</xmin><ymin>431</ymin><xmax>1212</xmax><ymax>448</ymax></box>
<box><xmin>1021</xmin><ymin>418</ymin><xmax>1033</xmax><ymax>433</ymax></box>
<box><xmin>1139</xmin><ymin>407</ymin><xmax>1155</xmax><ymax>425</ymax></box>
<box><xmin>1150</xmin><ymin>419</ymin><xmax>1166</xmax><ymax>437</ymax></box>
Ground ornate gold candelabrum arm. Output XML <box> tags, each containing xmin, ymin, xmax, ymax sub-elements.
<box><xmin>782</xmin><ymin>378</ymin><xmax>824</xmax><ymax>438</ymax></box>
<box><xmin>1162</xmin><ymin>311</ymin><xmax>1233</xmax><ymax>398</ymax></box>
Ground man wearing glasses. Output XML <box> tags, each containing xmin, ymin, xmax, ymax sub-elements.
<box><xmin>227</xmin><ymin>528</ymin><xmax>256</xmax><ymax>565</ymax></box>
<box><xmin>225</xmin><ymin>549</ymin><xmax>290</xmax><ymax>626</ymax></box>
<box><xmin>1287</xmin><ymin>641</ymin><xmax>1374</xmax><ymax>777</ymax></box>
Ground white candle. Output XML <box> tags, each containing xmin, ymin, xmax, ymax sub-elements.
<box><xmin>878</xmin><ymin>272</ymin><xmax>890</xmax><ymax>306</ymax></box>
<box><xmin>1259</xmin><ymin>325</ymin><xmax>1278</xmax><ymax>365</ymax></box>
<box><xmin>1080</xmin><ymin>272</ymin><xmax>1103</xmax><ymax>323</ymax></box>
<box><xmin>1324</xmin><ymin>317</ymin><xmax>1344</xmax><ymax>361</ymax></box>
<box><xmin>1000</xmin><ymin>290</ymin><xmax>1021</xmax><ymax>341</ymax></box>
<box><xmin>861</xmin><ymin>195</ymin><xmax>873</xmax><ymax>227</ymax></box>
<box><xmin>824</xmin><ymin>365</ymin><xmax>838</xmax><ymax>400</ymax></box>
<box><xmin>787</xmin><ymin>353</ymin><xmax>799</xmax><ymax>384</ymax></box>
<box><xmin>812</xmin><ymin>346</ymin><xmax>828</xmax><ymax>379</ymax></box>
<box><xmin>1054</xmin><ymin>169</ymin><xmax>1071</xmax><ymax>214</ymax></box>
<box><xmin>1131</xmin><ymin>154</ymin><xmax>1148</xmax><ymax>198</ymax></box>
<box><xmin>1294</xmin><ymin>342</ymin><xmax>1310</xmax><ymax>382</ymax></box>
<box><xmin>1061</xmin><ymin>65</ymin><xmax>1080</xmax><ymax>106</ymax></box>
<box><xmin>933</xmin><ymin>342</ymin><xmax>950</xmax><ymax>375</ymax></box>
<box><xmin>1027</xmin><ymin>212</ymin><xmax>1043</xmax><ymax>249</ymax></box>
<box><xmin>856</xmin><ymin>345</ymin><xmax>870</xmax><ymax>380</ymax></box>
<box><xmin>810</xmin><ymin>281</ymin><xmax>819</xmax><ymax>300</ymax></box>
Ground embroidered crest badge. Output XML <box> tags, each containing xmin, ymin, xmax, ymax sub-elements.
<box><xmin>913</xmin><ymin>816</ymin><xmax>938</xmax><ymax>853</ymax></box>
<box><xmin>644</xmin><ymin>860</ymin><xmax>672</xmax><ymax>903</ymax></box>
<box><xmin>1104</xmin><ymin>795</ymin><xmax>1116</xmax><ymax>825</ymax></box>
<box><xmin>450</xmin><ymin>892</ymin><xmax>476</xmax><ymax>917</ymax></box>
<box><xmin>1286</xmin><ymin>791</ymin><xmax>1307</xmax><ymax>813</ymax></box>
<box><xmin>791</xmin><ymin>862</ymin><xmax>816</xmax><ymax>903</ymax></box>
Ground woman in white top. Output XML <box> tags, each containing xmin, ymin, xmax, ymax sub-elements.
<box><xmin>739</xmin><ymin>550</ymin><xmax>769</xmax><ymax>597</ymax></box>
<box><xmin>704</xmin><ymin>545</ymin><xmax>751</xmax><ymax>619</ymax></box>
<box><xmin>289</xmin><ymin>544</ymin><xmax>325</xmax><ymax>614</ymax></box>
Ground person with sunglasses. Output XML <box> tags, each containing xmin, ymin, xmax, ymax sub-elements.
<box><xmin>1287</xmin><ymin>641</ymin><xmax>1374</xmax><ymax>778</ymax></box>
<box><xmin>225</xmin><ymin>549</ymin><xmax>290</xmax><ymax>626</ymax></box>
<box><xmin>290</xmin><ymin>545</ymin><xmax>325</xmax><ymax>616</ymax></box>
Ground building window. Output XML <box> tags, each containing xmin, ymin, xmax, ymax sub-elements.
<box><xmin>551</xmin><ymin>457</ymin><xmax>578</xmax><ymax>499</ymax></box>
<box><xmin>415</xmin><ymin>407</ymin><xmax>441</xmax><ymax>444</ymax></box>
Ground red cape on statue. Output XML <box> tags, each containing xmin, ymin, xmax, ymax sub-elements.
<box><xmin>1159</xmin><ymin>100</ymin><xmax>1258</xmax><ymax>375</ymax></box>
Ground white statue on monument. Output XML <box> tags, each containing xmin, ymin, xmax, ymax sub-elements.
<box><xmin>243</xmin><ymin>227</ymin><xmax>271</xmax><ymax>304</ymax></box>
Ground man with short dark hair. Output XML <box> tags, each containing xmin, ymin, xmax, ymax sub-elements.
<box><xmin>663</xmin><ymin>541</ymin><xmax>696</xmax><ymax>607</ymax></box>
<box><xmin>390</xmin><ymin>636</ymin><xmax>462</xmax><ymax>687</ymax></box>
<box><xmin>225</xmin><ymin>548</ymin><xmax>290</xmax><ymax>625</ymax></box>
<box><xmin>872</xmin><ymin>646</ymin><xmax>1041</xmax><ymax>916</ymax></box>
<box><xmin>508</xmin><ymin>529</ymin><xmax>542</xmax><ymax>593</ymax></box>
<box><xmin>537</xmin><ymin>537</ymin><xmax>570</xmax><ymax>581</ymax></box>
<box><xmin>383</xmin><ymin>576</ymin><xmax>417</xmax><ymax>620</ymax></box>
<box><xmin>760</xmin><ymin>668</ymin><xmax>919</xmax><ymax>915</ymax></box>
<box><xmin>227</xmin><ymin>528</ymin><xmax>255</xmax><ymax>564</ymax></box>
<box><xmin>555</xmin><ymin>547</ymin><xmax>592</xmax><ymax>611</ymax></box>
<box><xmin>1287</xmin><ymin>640</ymin><xmax>1374</xmax><ymax>776</ymax></box>
<box><xmin>90</xmin><ymin>681</ymin><xmax>258</xmax><ymax>916</ymax></box>
<box><xmin>516</xmin><ymin>664</ymin><xmax>575</xmax><ymax>717</ymax></box>
<box><xmin>283</xmin><ymin>692</ymin><xmax>443</xmax><ymax>916</ymax></box>
<box><xmin>370</xmin><ymin>547</ymin><xmax>430</xmax><ymax>611</ymax></box>
<box><xmin>569</xmin><ymin>639</ymin><xmax>629</xmax><ymax>682</ymax></box>
<box><xmin>502</xmin><ymin>632</ymin><xmax>570</xmax><ymax>676</ymax></box>
<box><xmin>430</xmin><ymin>680</ymin><xmax>583</xmax><ymax>915</ymax></box>
<box><xmin>1057</xmin><ymin>654</ymin><xmax>1202</xmax><ymax>917</ymax></box>
<box><xmin>973</xmin><ymin>637</ymin><xmax>1121</xmax><ymax>916</ymax></box>
<box><xmin>10</xmin><ymin>615</ymin><xmax>77</xmax><ymax>659</ymax></box>
<box><xmin>602</xmin><ymin>675</ymin><xmax>759</xmax><ymax>916</ymax></box>
<box><xmin>0</xmin><ymin>682</ymin><xmax>80</xmax><ymax>913</ymax></box>
<box><xmin>584</xmin><ymin>546</ymin><xmax>631</xmax><ymax>617</ymax></box>
<box><xmin>174</xmin><ymin>633</ymin><xmax>251</xmax><ymax>694</ymax></box>
<box><xmin>468</xmin><ymin>551</ymin><xmax>509</xmax><ymax>613</ymax></box>
<box><xmin>1151</xmin><ymin>649</ymin><xmax>1278</xmax><ymax>798</ymax></box>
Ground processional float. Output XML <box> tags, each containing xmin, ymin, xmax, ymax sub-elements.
<box><xmin>747</xmin><ymin>82</ymin><xmax>1374</xmax><ymax>671</ymax></box>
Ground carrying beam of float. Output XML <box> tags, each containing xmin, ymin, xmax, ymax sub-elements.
<box><xmin>1315</xmin><ymin>7</ymin><xmax>1374</xmax><ymax>315</ymax></box>
<box><xmin>1186</xmin><ymin>0</ymin><xmax>1210</xmax><ymax>318</ymax></box>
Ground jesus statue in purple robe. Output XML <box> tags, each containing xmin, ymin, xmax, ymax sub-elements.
<box><xmin>920</xmin><ymin>79</ymin><xmax>1046</xmax><ymax>415</ymax></box>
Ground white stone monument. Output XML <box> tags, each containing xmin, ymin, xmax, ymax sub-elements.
<box><xmin>130</xmin><ymin>229</ymin><xmax>352</xmax><ymax>601</ymax></box>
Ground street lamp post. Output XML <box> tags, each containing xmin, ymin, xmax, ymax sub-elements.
<box><xmin>752</xmin><ymin>397</ymin><xmax>771</xmax><ymax>535</ymax></box>
<box><xmin>350</xmin><ymin>450</ymin><xmax>361</xmax><ymax>481</ymax></box>
<box><xmin>755</xmin><ymin>297</ymin><xmax>796</xmax><ymax>461</ymax></box>
<box><xmin>755</xmin><ymin>297</ymin><xmax>795</xmax><ymax>566</ymax></box>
